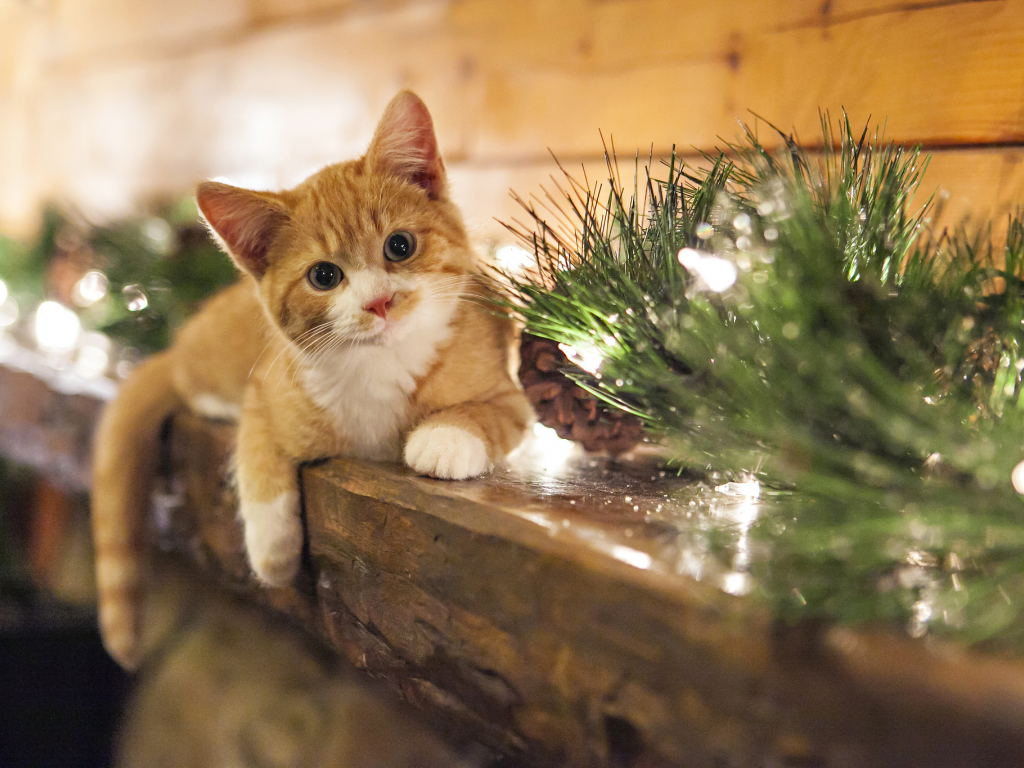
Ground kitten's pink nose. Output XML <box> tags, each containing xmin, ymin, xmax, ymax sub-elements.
<box><xmin>364</xmin><ymin>294</ymin><xmax>393</xmax><ymax>319</ymax></box>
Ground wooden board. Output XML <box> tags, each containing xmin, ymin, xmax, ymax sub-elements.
<box><xmin>2</xmin><ymin>0</ymin><xmax>1023</xmax><ymax>233</ymax></box>
<box><xmin>161</xmin><ymin>410</ymin><xmax>1024</xmax><ymax>768</ymax></box>
<box><xmin>448</xmin><ymin>146</ymin><xmax>1024</xmax><ymax>245</ymax></box>
<box><xmin>7</xmin><ymin>359</ymin><xmax>1024</xmax><ymax>765</ymax></box>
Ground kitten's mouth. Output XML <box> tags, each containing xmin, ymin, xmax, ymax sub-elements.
<box><xmin>346</xmin><ymin>319</ymin><xmax>405</xmax><ymax>347</ymax></box>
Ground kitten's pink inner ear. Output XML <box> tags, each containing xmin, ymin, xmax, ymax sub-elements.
<box><xmin>367</xmin><ymin>91</ymin><xmax>447</xmax><ymax>199</ymax></box>
<box><xmin>196</xmin><ymin>182</ymin><xmax>289</xmax><ymax>278</ymax></box>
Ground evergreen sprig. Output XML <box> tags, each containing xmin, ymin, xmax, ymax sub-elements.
<box><xmin>499</xmin><ymin>116</ymin><xmax>1024</xmax><ymax>650</ymax></box>
<box><xmin>0</xmin><ymin>200</ymin><xmax>235</xmax><ymax>355</ymax></box>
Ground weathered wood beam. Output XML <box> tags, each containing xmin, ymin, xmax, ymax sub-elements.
<box><xmin>166</xmin><ymin>410</ymin><xmax>1024</xmax><ymax>768</ymax></box>
<box><xmin>4</xmin><ymin>0</ymin><xmax>1024</xmax><ymax>234</ymax></box>
<box><xmin>6</xmin><ymin>359</ymin><xmax>1024</xmax><ymax>766</ymax></box>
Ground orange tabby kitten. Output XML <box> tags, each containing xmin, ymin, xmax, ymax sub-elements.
<box><xmin>92</xmin><ymin>91</ymin><xmax>532</xmax><ymax>669</ymax></box>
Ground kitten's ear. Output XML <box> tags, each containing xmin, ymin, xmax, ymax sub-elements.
<box><xmin>366</xmin><ymin>91</ymin><xmax>447</xmax><ymax>199</ymax></box>
<box><xmin>196</xmin><ymin>182</ymin><xmax>289</xmax><ymax>279</ymax></box>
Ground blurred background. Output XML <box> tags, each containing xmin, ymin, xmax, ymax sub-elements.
<box><xmin>0</xmin><ymin>1</ymin><xmax>1022</xmax><ymax>766</ymax></box>
<box><xmin>2</xmin><ymin>0</ymin><xmax>1023</xmax><ymax>242</ymax></box>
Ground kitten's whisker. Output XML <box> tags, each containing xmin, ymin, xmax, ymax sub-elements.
<box><xmin>250</xmin><ymin>320</ymin><xmax>329</xmax><ymax>380</ymax></box>
<box><xmin>264</xmin><ymin>323</ymin><xmax>332</xmax><ymax>385</ymax></box>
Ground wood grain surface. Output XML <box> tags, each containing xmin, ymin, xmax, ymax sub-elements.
<box><xmin>1</xmin><ymin>0</ymin><xmax>1022</xmax><ymax>239</ymax></box>
<box><xmin>163</xmin><ymin>409</ymin><xmax>1024</xmax><ymax>768</ymax></box>
<box><xmin>7</xmin><ymin>361</ymin><xmax>1024</xmax><ymax>765</ymax></box>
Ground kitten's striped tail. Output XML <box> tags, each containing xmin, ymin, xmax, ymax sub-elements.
<box><xmin>91</xmin><ymin>351</ymin><xmax>180</xmax><ymax>670</ymax></box>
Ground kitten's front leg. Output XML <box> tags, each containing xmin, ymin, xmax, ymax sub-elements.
<box><xmin>235</xmin><ymin>386</ymin><xmax>303</xmax><ymax>586</ymax></box>
<box><xmin>405</xmin><ymin>391</ymin><xmax>532</xmax><ymax>480</ymax></box>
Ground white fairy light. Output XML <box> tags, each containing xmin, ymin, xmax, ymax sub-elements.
<box><xmin>0</xmin><ymin>279</ymin><xmax>7</xmax><ymax>305</ymax></box>
<box><xmin>143</xmin><ymin>217</ymin><xmax>172</xmax><ymax>253</ymax></box>
<box><xmin>714</xmin><ymin>478</ymin><xmax>761</xmax><ymax>499</ymax></box>
<box><xmin>73</xmin><ymin>270</ymin><xmax>109</xmax><ymax>307</ymax></box>
<box><xmin>678</xmin><ymin>247</ymin><xmax>738</xmax><ymax>293</ymax></box>
<box><xmin>532</xmin><ymin>422</ymin><xmax>575</xmax><ymax>462</ymax></box>
<box><xmin>75</xmin><ymin>331</ymin><xmax>111</xmax><ymax>378</ymax></box>
<box><xmin>495</xmin><ymin>244</ymin><xmax>534</xmax><ymax>271</ymax></box>
<box><xmin>34</xmin><ymin>301</ymin><xmax>81</xmax><ymax>352</ymax></box>
<box><xmin>722</xmin><ymin>571</ymin><xmax>751</xmax><ymax>596</ymax></box>
<box><xmin>506</xmin><ymin>422</ymin><xmax>579</xmax><ymax>477</ymax></box>
<box><xmin>714</xmin><ymin>474</ymin><xmax>762</xmax><ymax>597</ymax></box>
<box><xmin>695</xmin><ymin>222</ymin><xmax>714</xmax><ymax>240</ymax></box>
<box><xmin>610</xmin><ymin>545</ymin><xmax>653</xmax><ymax>571</ymax></box>
<box><xmin>1011</xmin><ymin>459</ymin><xmax>1024</xmax><ymax>494</ymax></box>
<box><xmin>122</xmin><ymin>284</ymin><xmax>148</xmax><ymax>312</ymax></box>
<box><xmin>558</xmin><ymin>342</ymin><xmax>603</xmax><ymax>375</ymax></box>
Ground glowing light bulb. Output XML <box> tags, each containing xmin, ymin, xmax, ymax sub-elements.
<box><xmin>558</xmin><ymin>343</ymin><xmax>603</xmax><ymax>375</ymax></box>
<box><xmin>722</xmin><ymin>571</ymin><xmax>751</xmax><ymax>596</ymax></box>
<box><xmin>714</xmin><ymin>478</ymin><xmax>761</xmax><ymax>499</ymax></box>
<box><xmin>143</xmin><ymin>218</ymin><xmax>172</xmax><ymax>252</ymax></box>
<box><xmin>75</xmin><ymin>331</ymin><xmax>111</xmax><ymax>378</ymax></box>
<box><xmin>532</xmin><ymin>423</ymin><xmax>575</xmax><ymax>464</ymax></box>
<box><xmin>495</xmin><ymin>244</ymin><xmax>534</xmax><ymax>271</ymax></box>
<box><xmin>677</xmin><ymin>248</ymin><xmax>738</xmax><ymax>293</ymax></box>
<box><xmin>610</xmin><ymin>545</ymin><xmax>653</xmax><ymax>570</ymax></box>
<box><xmin>1011</xmin><ymin>459</ymin><xmax>1024</xmax><ymax>494</ymax></box>
<box><xmin>73</xmin><ymin>270</ymin><xmax>108</xmax><ymax>306</ymax></box>
<box><xmin>122</xmin><ymin>284</ymin><xmax>148</xmax><ymax>312</ymax></box>
<box><xmin>34</xmin><ymin>301</ymin><xmax>80</xmax><ymax>352</ymax></box>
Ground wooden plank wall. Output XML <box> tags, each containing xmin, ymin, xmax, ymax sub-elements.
<box><xmin>1</xmin><ymin>0</ymin><xmax>1023</xmax><ymax>244</ymax></box>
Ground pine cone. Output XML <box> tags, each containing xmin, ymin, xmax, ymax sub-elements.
<box><xmin>518</xmin><ymin>333</ymin><xmax>644</xmax><ymax>456</ymax></box>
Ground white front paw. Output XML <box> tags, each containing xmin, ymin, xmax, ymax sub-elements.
<box><xmin>242</xmin><ymin>491</ymin><xmax>303</xmax><ymax>587</ymax></box>
<box><xmin>404</xmin><ymin>424</ymin><xmax>491</xmax><ymax>480</ymax></box>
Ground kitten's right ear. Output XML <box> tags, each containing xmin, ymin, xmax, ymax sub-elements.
<box><xmin>196</xmin><ymin>181</ymin><xmax>289</xmax><ymax>279</ymax></box>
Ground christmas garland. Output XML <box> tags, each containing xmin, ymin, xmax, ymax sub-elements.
<box><xmin>499</xmin><ymin>116</ymin><xmax>1024</xmax><ymax>651</ymax></box>
<box><xmin>0</xmin><ymin>200</ymin><xmax>236</xmax><ymax>375</ymax></box>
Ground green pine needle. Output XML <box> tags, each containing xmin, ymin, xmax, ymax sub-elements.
<box><xmin>498</xmin><ymin>115</ymin><xmax>1024</xmax><ymax>650</ymax></box>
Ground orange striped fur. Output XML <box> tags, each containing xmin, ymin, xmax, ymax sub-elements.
<box><xmin>91</xmin><ymin>92</ymin><xmax>532</xmax><ymax>669</ymax></box>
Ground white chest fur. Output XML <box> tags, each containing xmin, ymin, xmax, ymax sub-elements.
<box><xmin>300</xmin><ymin>307</ymin><xmax>455</xmax><ymax>461</ymax></box>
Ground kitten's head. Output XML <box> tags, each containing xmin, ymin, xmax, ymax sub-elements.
<box><xmin>196</xmin><ymin>91</ymin><xmax>473</xmax><ymax>351</ymax></box>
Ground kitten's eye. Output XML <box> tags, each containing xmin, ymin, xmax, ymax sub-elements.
<box><xmin>307</xmin><ymin>262</ymin><xmax>342</xmax><ymax>290</ymax></box>
<box><xmin>384</xmin><ymin>231</ymin><xmax>416</xmax><ymax>262</ymax></box>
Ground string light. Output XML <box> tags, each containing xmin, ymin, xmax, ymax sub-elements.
<box><xmin>143</xmin><ymin>218</ymin><xmax>172</xmax><ymax>253</ymax></box>
<box><xmin>714</xmin><ymin>478</ymin><xmax>761</xmax><ymax>499</ymax></box>
<box><xmin>34</xmin><ymin>301</ymin><xmax>80</xmax><ymax>353</ymax></box>
<box><xmin>495</xmin><ymin>244</ymin><xmax>534</xmax><ymax>272</ymax></box>
<box><xmin>73</xmin><ymin>270</ymin><xmax>108</xmax><ymax>307</ymax></box>
<box><xmin>529</xmin><ymin>423</ymin><xmax>576</xmax><ymax>470</ymax></box>
<box><xmin>1011</xmin><ymin>459</ymin><xmax>1024</xmax><ymax>494</ymax></box>
<box><xmin>610</xmin><ymin>545</ymin><xmax>653</xmax><ymax>570</ymax></box>
<box><xmin>716</xmin><ymin>474</ymin><xmax>761</xmax><ymax>596</ymax></box>
<box><xmin>558</xmin><ymin>342</ymin><xmax>603</xmax><ymax>375</ymax></box>
<box><xmin>677</xmin><ymin>247</ymin><xmax>738</xmax><ymax>293</ymax></box>
<box><xmin>122</xmin><ymin>284</ymin><xmax>148</xmax><ymax>312</ymax></box>
<box><xmin>75</xmin><ymin>331</ymin><xmax>111</xmax><ymax>378</ymax></box>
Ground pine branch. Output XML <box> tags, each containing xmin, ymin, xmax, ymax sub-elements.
<box><xmin>497</xmin><ymin>116</ymin><xmax>1024</xmax><ymax>649</ymax></box>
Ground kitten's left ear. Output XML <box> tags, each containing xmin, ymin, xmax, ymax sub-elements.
<box><xmin>366</xmin><ymin>91</ymin><xmax>447</xmax><ymax>199</ymax></box>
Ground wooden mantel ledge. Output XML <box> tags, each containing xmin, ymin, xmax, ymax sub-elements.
<box><xmin>5</xmin><ymin>361</ymin><xmax>1024</xmax><ymax>767</ymax></box>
